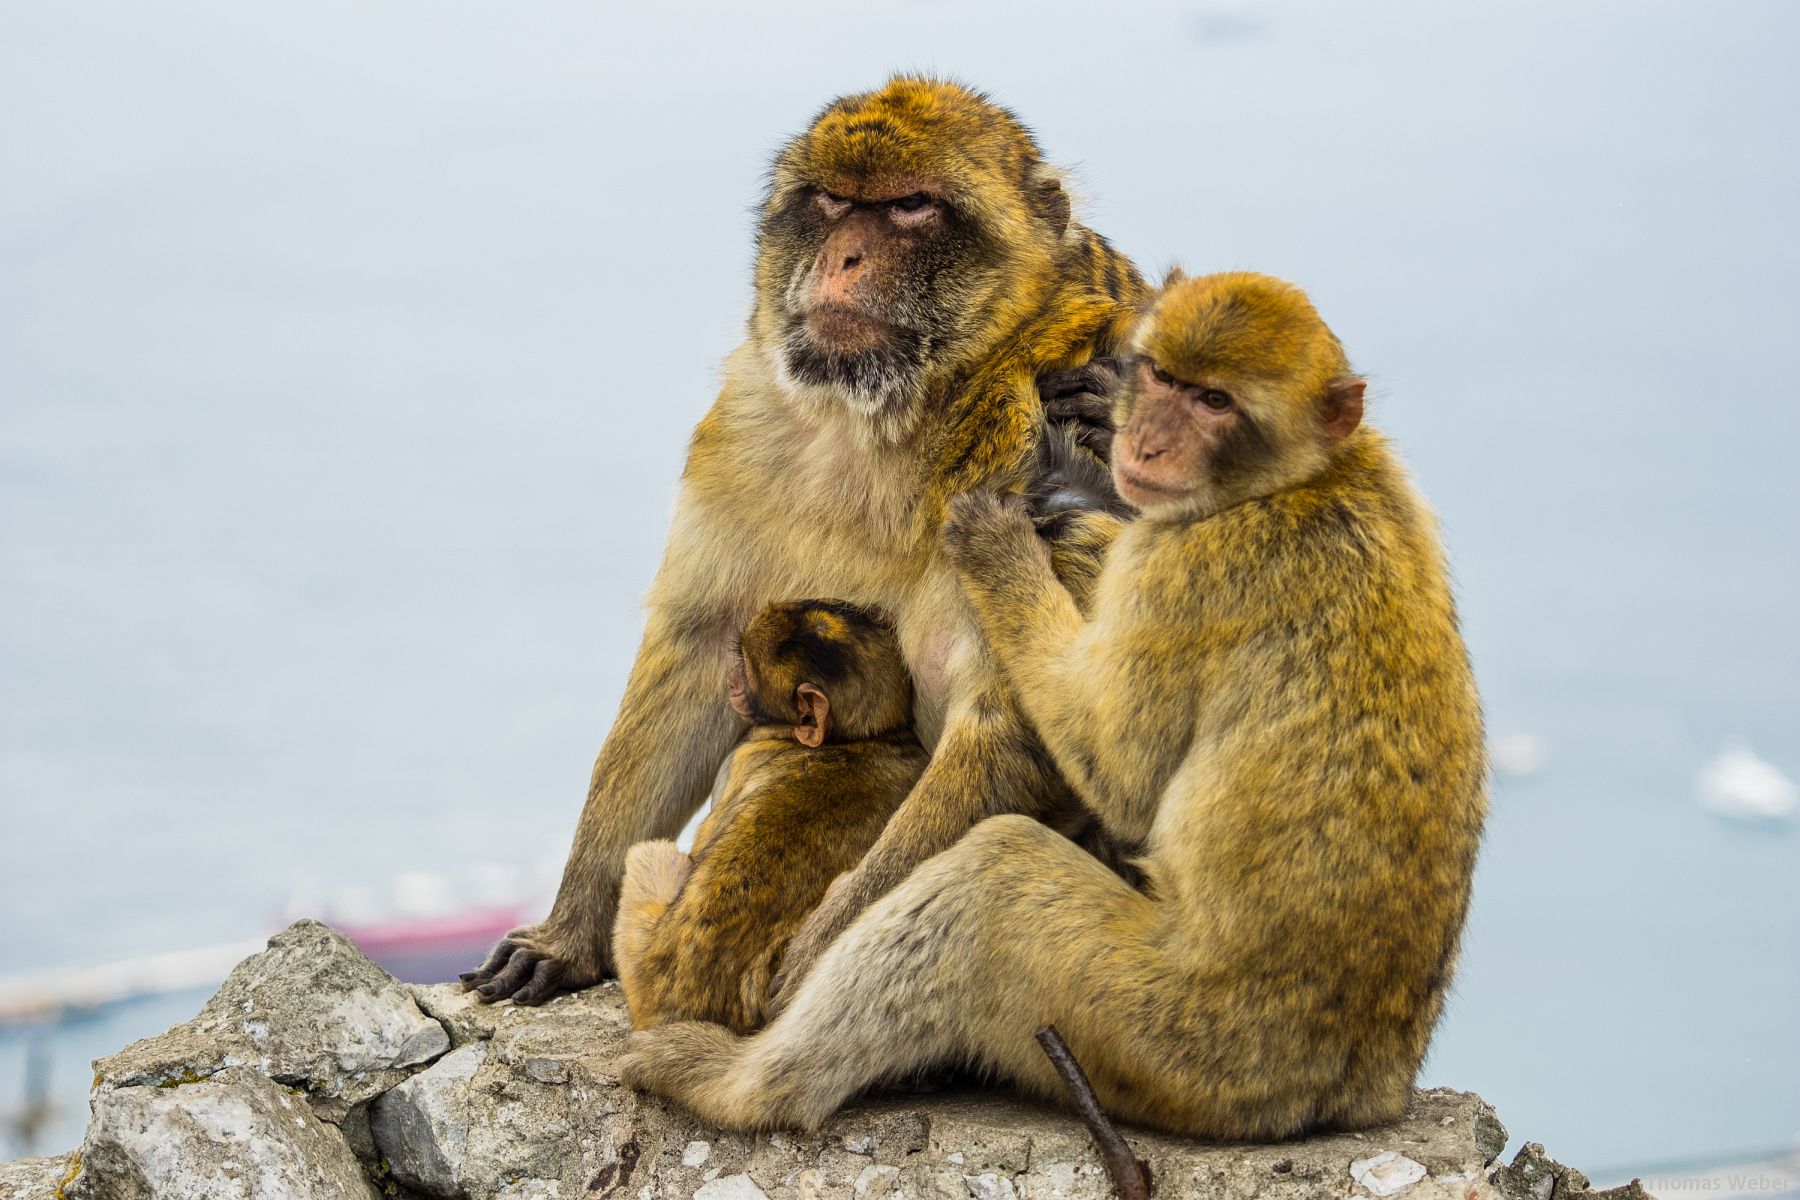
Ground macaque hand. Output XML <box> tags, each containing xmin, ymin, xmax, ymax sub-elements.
<box><xmin>942</xmin><ymin>488</ymin><xmax>1040</xmax><ymax>578</ymax></box>
<box><xmin>460</xmin><ymin>918</ymin><xmax>607</xmax><ymax>1007</ymax></box>
<box><xmin>1039</xmin><ymin>356</ymin><xmax>1126</xmax><ymax>461</ymax></box>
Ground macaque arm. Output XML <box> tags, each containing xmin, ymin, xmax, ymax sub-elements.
<box><xmin>560</xmin><ymin>602</ymin><xmax>744</xmax><ymax>924</ymax></box>
<box><xmin>465</xmin><ymin>491</ymin><xmax>754</xmax><ymax>1003</ymax></box>
<box><xmin>947</xmin><ymin>494</ymin><xmax>1100</xmax><ymax>751</ymax></box>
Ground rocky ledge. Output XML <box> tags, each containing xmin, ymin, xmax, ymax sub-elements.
<box><xmin>0</xmin><ymin>921</ymin><xmax>1643</xmax><ymax>1200</ymax></box>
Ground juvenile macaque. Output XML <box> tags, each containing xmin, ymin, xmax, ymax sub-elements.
<box><xmin>612</xmin><ymin>600</ymin><xmax>926</xmax><ymax>1033</ymax></box>
<box><xmin>616</xmin><ymin>271</ymin><xmax>1487</xmax><ymax>1140</ymax></box>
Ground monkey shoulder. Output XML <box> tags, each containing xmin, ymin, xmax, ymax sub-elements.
<box><xmin>1215</xmin><ymin>455</ymin><xmax>1422</xmax><ymax>595</ymax></box>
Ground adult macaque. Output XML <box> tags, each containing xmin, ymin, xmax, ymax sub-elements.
<box><xmin>612</xmin><ymin>600</ymin><xmax>924</xmax><ymax>1033</ymax></box>
<box><xmin>464</xmin><ymin>76</ymin><xmax>1146</xmax><ymax>1004</ymax></box>
<box><xmin>615</xmin><ymin>271</ymin><xmax>1487</xmax><ymax>1139</ymax></box>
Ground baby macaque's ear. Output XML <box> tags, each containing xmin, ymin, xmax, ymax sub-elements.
<box><xmin>794</xmin><ymin>683</ymin><xmax>830</xmax><ymax>748</ymax></box>
<box><xmin>1322</xmin><ymin>377</ymin><xmax>1366</xmax><ymax>441</ymax></box>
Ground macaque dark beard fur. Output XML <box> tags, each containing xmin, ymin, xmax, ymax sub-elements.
<box><xmin>777</xmin><ymin>314</ymin><xmax>927</xmax><ymax>415</ymax></box>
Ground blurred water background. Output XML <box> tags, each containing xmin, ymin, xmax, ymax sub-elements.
<box><xmin>2</xmin><ymin>0</ymin><xmax>1796</xmax><ymax>1179</ymax></box>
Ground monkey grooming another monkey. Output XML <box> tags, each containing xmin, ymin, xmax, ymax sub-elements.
<box><xmin>615</xmin><ymin>271</ymin><xmax>1487</xmax><ymax>1140</ymax></box>
<box><xmin>612</xmin><ymin>600</ymin><xmax>925</xmax><ymax>1033</ymax></box>
<box><xmin>464</xmin><ymin>77</ymin><xmax>1147</xmax><ymax>1005</ymax></box>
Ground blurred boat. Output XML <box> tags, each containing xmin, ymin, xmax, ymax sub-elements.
<box><xmin>1695</xmin><ymin>739</ymin><xmax>1798</xmax><ymax>824</ymax></box>
<box><xmin>285</xmin><ymin>864</ymin><xmax>555</xmax><ymax>986</ymax></box>
<box><xmin>335</xmin><ymin>903</ymin><xmax>529</xmax><ymax>986</ymax></box>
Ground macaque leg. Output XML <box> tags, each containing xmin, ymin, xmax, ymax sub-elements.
<box><xmin>464</xmin><ymin>609</ymin><xmax>743</xmax><ymax>1003</ymax></box>
<box><xmin>612</xmin><ymin>840</ymin><xmax>692</xmax><ymax>1017</ymax></box>
<box><xmin>769</xmin><ymin>684</ymin><xmax>1059</xmax><ymax>997</ymax></box>
<box><xmin>620</xmin><ymin>815</ymin><xmax>1313</xmax><ymax>1138</ymax></box>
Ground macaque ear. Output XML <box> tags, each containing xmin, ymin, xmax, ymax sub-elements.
<box><xmin>1029</xmin><ymin>169</ymin><xmax>1072</xmax><ymax>238</ymax></box>
<box><xmin>1162</xmin><ymin>265</ymin><xmax>1189</xmax><ymax>288</ymax></box>
<box><xmin>793</xmin><ymin>683</ymin><xmax>830</xmax><ymax>748</ymax></box>
<box><xmin>1322</xmin><ymin>377</ymin><xmax>1366</xmax><ymax>441</ymax></box>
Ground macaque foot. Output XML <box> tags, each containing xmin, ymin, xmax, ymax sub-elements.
<box><xmin>618</xmin><ymin>1021</ymin><xmax>762</xmax><ymax>1127</ymax></box>
<box><xmin>622</xmin><ymin>840</ymin><xmax>693</xmax><ymax>907</ymax></box>
<box><xmin>460</xmin><ymin>920</ymin><xmax>605</xmax><ymax>1006</ymax></box>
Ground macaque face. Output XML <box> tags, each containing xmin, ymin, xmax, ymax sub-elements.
<box><xmin>1116</xmin><ymin>272</ymin><xmax>1369</xmax><ymax>516</ymax></box>
<box><xmin>761</xmin><ymin>177</ymin><xmax>983</xmax><ymax>415</ymax></box>
<box><xmin>1112</xmin><ymin>358</ymin><xmax>1265</xmax><ymax>513</ymax></box>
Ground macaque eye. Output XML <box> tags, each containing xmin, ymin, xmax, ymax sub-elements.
<box><xmin>890</xmin><ymin>193</ymin><xmax>932</xmax><ymax>212</ymax></box>
<box><xmin>813</xmin><ymin>189</ymin><xmax>850</xmax><ymax>215</ymax></box>
<box><xmin>1197</xmin><ymin>389</ymin><xmax>1234</xmax><ymax>412</ymax></box>
<box><xmin>1149</xmin><ymin>362</ymin><xmax>1176</xmax><ymax>386</ymax></box>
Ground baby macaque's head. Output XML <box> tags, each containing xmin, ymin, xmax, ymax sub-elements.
<box><xmin>727</xmin><ymin>600</ymin><xmax>912</xmax><ymax>747</ymax></box>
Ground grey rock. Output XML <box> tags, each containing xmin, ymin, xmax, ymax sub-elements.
<box><xmin>695</xmin><ymin>1174</ymin><xmax>771</xmax><ymax>1200</ymax></box>
<box><xmin>93</xmin><ymin>921</ymin><xmax>448</xmax><ymax>1121</ymax></box>
<box><xmin>964</xmin><ymin>1171</ymin><xmax>1019</xmax><ymax>1200</ymax></box>
<box><xmin>0</xmin><ymin>922</ymin><xmax>1621</xmax><ymax>1200</ymax></box>
<box><xmin>1492</xmin><ymin>1142</ymin><xmax>1655</xmax><ymax>1200</ymax></box>
<box><xmin>1352</xmin><ymin>1150</ymin><xmax>1429</xmax><ymax>1196</ymax></box>
<box><xmin>64</xmin><ymin>1067</ymin><xmax>377</xmax><ymax>1200</ymax></box>
<box><xmin>494</xmin><ymin>1180</ymin><xmax>562</xmax><ymax>1199</ymax></box>
<box><xmin>369</xmin><ymin>1042</ymin><xmax>487</xmax><ymax>1197</ymax></box>
<box><xmin>410</xmin><ymin>983</ymin><xmax>504</xmax><ymax>1052</ymax></box>
<box><xmin>0</xmin><ymin>1153</ymin><xmax>76</xmax><ymax>1200</ymax></box>
<box><xmin>358</xmin><ymin>979</ymin><xmax>1521</xmax><ymax>1200</ymax></box>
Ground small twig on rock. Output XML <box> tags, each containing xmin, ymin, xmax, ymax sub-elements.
<box><xmin>1036</xmin><ymin>1025</ymin><xmax>1151</xmax><ymax>1199</ymax></box>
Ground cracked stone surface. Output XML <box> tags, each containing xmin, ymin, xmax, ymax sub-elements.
<box><xmin>370</xmin><ymin>1042</ymin><xmax>490</xmax><ymax>1196</ymax></box>
<box><xmin>8</xmin><ymin>922</ymin><xmax>1638</xmax><ymax>1200</ymax></box>
<box><xmin>92</xmin><ymin>920</ymin><xmax>448</xmax><ymax>1122</ymax></box>
<box><xmin>380</xmin><ymin>980</ymin><xmax>1523</xmax><ymax>1200</ymax></box>
<box><xmin>66</xmin><ymin>1067</ymin><xmax>378</xmax><ymax>1200</ymax></box>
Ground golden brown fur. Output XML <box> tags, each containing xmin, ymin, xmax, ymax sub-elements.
<box><xmin>464</xmin><ymin>76</ymin><xmax>1146</xmax><ymax>1005</ymax></box>
<box><xmin>614</xmin><ymin>271</ymin><xmax>1486</xmax><ymax>1140</ymax></box>
<box><xmin>613</xmin><ymin>601</ymin><xmax>926</xmax><ymax>1033</ymax></box>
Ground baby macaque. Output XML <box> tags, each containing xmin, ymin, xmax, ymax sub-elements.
<box><xmin>612</xmin><ymin>599</ymin><xmax>927</xmax><ymax>1033</ymax></box>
